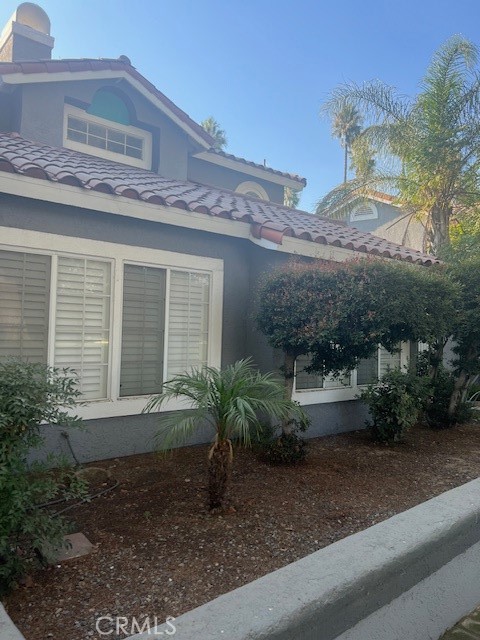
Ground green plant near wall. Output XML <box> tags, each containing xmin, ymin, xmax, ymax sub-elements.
<box><xmin>0</xmin><ymin>360</ymin><xmax>86</xmax><ymax>595</ymax></box>
<box><xmin>358</xmin><ymin>369</ymin><xmax>429</xmax><ymax>444</ymax></box>
<box><xmin>144</xmin><ymin>359</ymin><xmax>305</xmax><ymax>510</ymax></box>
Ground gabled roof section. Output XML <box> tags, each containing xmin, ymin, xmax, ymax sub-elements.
<box><xmin>0</xmin><ymin>57</ymin><xmax>216</xmax><ymax>149</ymax></box>
<box><xmin>195</xmin><ymin>148</ymin><xmax>306</xmax><ymax>189</ymax></box>
<box><xmin>318</xmin><ymin>188</ymin><xmax>401</xmax><ymax>219</ymax></box>
<box><xmin>365</xmin><ymin>190</ymin><xmax>398</xmax><ymax>205</ymax></box>
<box><xmin>0</xmin><ymin>133</ymin><xmax>438</xmax><ymax>265</ymax></box>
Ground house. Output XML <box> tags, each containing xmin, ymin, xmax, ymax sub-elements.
<box><xmin>327</xmin><ymin>191</ymin><xmax>427</xmax><ymax>252</ymax></box>
<box><xmin>0</xmin><ymin>3</ymin><xmax>438</xmax><ymax>463</ymax></box>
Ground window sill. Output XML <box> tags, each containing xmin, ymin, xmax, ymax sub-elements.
<box><xmin>73</xmin><ymin>395</ymin><xmax>194</xmax><ymax>420</ymax></box>
<box><xmin>292</xmin><ymin>387</ymin><xmax>360</xmax><ymax>406</ymax></box>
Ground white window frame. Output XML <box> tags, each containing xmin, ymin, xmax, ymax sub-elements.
<box><xmin>0</xmin><ymin>226</ymin><xmax>223</xmax><ymax>420</ymax></box>
<box><xmin>235</xmin><ymin>181</ymin><xmax>269</xmax><ymax>201</ymax></box>
<box><xmin>292</xmin><ymin>343</ymin><xmax>409</xmax><ymax>406</ymax></box>
<box><xmin>63</xmin><ymin>104</ymin><xmax>152</xmax><ymax>170</ymax></box>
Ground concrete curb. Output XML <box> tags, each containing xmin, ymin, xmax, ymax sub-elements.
<box><xmin>0</xmin><ymin>604</ymin><xmax>26</xmax><ymax>640</ymax></box>
<box><xmin>129</xmin><ymin>479</ymin><xmax>480</xmax><ymax>640</ymax></box>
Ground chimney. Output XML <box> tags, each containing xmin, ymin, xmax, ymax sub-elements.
<box><xmin>0</xmin><ymin>3</ymin><xmax>54</xmax><ymax>62</ymax></box>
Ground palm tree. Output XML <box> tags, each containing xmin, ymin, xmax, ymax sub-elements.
<box><xmin>327</xmin><ymin>101</ymin><xmax>363</xmax><ymax>183</ymax></box>
<box><xmin>320</xmin><ymin>36</ymin><xmax>480</xmax><ymax>255</ymax></box>
<box><xmin>143</xmin><ymin>359</ymin><xmax>302</xmax><ymax>510</ymax></box>
<box><xmin>201</xmin><ymin>116</ymin><xmax>227</xmax><ymax>151</ymax></box>
<box><xmin>284</xmin><ymin>186</ymin><xmax>300</xmax><ymax>208</ymax></box>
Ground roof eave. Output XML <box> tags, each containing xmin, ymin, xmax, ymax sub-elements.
<box><xmin>193</xmin><ymin>150</ymin><xmax>306</xmax><ymax>189</ymax></box>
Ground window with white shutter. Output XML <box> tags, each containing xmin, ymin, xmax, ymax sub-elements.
<box><xmin>295</xmin><ymin>354</ymin><xmax>351</xmax><ymax>390</ymax></box>
<box><xmin>167</xmin><ymin>270</ymin><xmax>210</xmax><ymax>380</ymax></box>
<box><xmin>55</xmin><ymin>257</ymin><xmax>111</xmax><ymax>400</ymax></box>
<box><xmin>0</xmin><ymin>228</ymin><xmax>223</xmax><ymax>417</ymax></box>
<box><xmin>296</xmin><ymin>344</ymin><xmax>403</xmax><ymax>392</ymax></box>
<box><xmin>357</xmin><ymin>352</ymin><xmax>379</xmax><ymax>385</ymax></box>
<box><xmin>357</xmin><ymin>345</ymin><xmax>401</xmax><ymax>386</ymax></box>
<box><xmin>120</xmin><ymin>265</ymin><xmax>166</xmax><ymax>396</ymax></box>
<box><xmin>378</xmin><ymin>345</ymin><xmax>401</xmax><ymax>377</ymax></box>
<box><xmin>0</xmin><ymin>250</ymin><xmax>50</xmax><ymax>362</ymax></box>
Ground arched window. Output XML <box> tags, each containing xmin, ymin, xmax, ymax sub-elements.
<box><xmin>64</xmin><ymin>90</ymin><xmax>152</xmax><ymax>169</ymax></box>
<box><xmin>87</xmin><ymin>89</ymin><xmax>131</xmax><ymax>125</ymax></box>
<box><xmin>235</xmin><ymin>181</ymin><xmax>269</xmax><ymax>201</ymax></box>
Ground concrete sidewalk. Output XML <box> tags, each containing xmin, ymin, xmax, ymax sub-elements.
<box><xmin>442</xmin><ymin>606</ymin><xmax>480</xmax><ymax>639</ymax></box>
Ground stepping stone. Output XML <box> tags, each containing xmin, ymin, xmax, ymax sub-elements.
<box><xmin>42</xmin><ymin>532</ymin><xmax>94</xmax><ymax>563</ymax></box>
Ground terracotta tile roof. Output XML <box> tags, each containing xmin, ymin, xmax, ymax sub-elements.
<box><xmin>202</xmin><ymin>149</ymin><xmax>306</xmax><ymax>186</ymax></box>
<box><xmin>0</xmin><ymin>57</ymin><xmax>215</xmax><ymax>148</ymax></box>
<box><xmin>368</xmin><ymin>190</ymin><xmax>396</xmax><ymax>204</ymax></box>
<box><xmin>0</xmin><ymin>133</ymin><xmax>438</xmax><ymax>265</ymax></box>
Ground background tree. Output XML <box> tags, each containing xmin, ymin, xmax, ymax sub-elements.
<box><xmin>318</xmin><ymin>36</ymin><xmax>480</xmax><ymax>255</ymax></box>
<box><xmin>440</xmin><ymin>224</ymin><xmax>480</xmax><ymax>417</ymax></box>
<box><xmin>201</xmin><ymin>116</ymin><xmax>227</xmax><ymax>150</ymax></box>
<box><xmin>284</xmin><ymin>186</ymin><xmax>300</xmax><ymax>208</ymax></box>
<box><xmin>349</xmin><ymin>135</ymin><xmax>376</xmax><ymax>182</ymax></box>
<box><xmin>446</xmin><ymin>256</ymin><xmax>480</xmax><ymax>416</ymax></box>
<box><xmin>327</xmin><ymin>101</ymin><xmax>363</xmax><ymax>183</ymax></box>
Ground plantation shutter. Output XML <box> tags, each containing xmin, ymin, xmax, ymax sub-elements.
<box><xmin>379</xmin><ymin>345</ymin><xmax>401</xmax><ymax>377</ymax></box>
<box><xmin>295</xmin><ymin>354</ymin><xmax>323</xmax><ymax>390</ymax></box>
<box><xmin>295</xmin><ymin>354</ymin><xmax>351</xmax><ymax>390</ymax></box>
<box><xmin>167</xmin><ymin>271</ymin><xmax>210</xmax><ymax>379</ymax></box>
<box><xmin>0</xmin><ymin>250</ymin><xmax>50</xmax><ymax>362</ymax></box>
<box><xmin>55</xmin><ymin>257</ymin><xmax>111</xmax><ymax>400</ymax></box>
<box><xmin>357</xmin><ymin>352</ymin><xmax>379</xmax><ymax>385</ymax></box>
<box><xmin>120</xmin><ymin>264</ymin><xmax>166</xmax><ymax>396</ymax></box>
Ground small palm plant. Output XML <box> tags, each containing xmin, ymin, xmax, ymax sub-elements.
<box><xmin>144</xmin><ymin>359</ymin><xmax>304</xmax><ymax>510</ymax></box>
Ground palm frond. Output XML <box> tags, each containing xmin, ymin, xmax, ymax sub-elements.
<box><xmin>153</xmin><ymin>408</ymin><xmax>212</xmax><ymax>450</ymax></box>
<box><xmin>324</xmin><ymin>80</ymin><xmax>411</xmax><ymax>127</ymax></box>
<box><xmin>143</xmin><ymin>358</ymin><xmax>300</xmax><ymax>451</ymax></box>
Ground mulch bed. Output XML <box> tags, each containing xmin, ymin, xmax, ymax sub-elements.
<box><xmin>5</xmin><ymin>421</ymin><xmax>480</xmax><ymax>639</ymax></box>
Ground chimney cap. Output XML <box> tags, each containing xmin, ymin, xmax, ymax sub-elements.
<box><xmin>8</xmin><ymin>3</ymin><xmax>51</xmax><ymax>35</ymax></box>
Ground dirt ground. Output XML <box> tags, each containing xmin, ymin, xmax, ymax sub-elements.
<box><xmin>5</xmin><ymin>421</ymin><xmax>480</xmax><ymax>639</ymax></box>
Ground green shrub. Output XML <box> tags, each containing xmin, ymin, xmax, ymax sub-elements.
<box><xmin>416</xmin><ymin>352</ymin><xmax>472</xmax><ymax>428</ymax></box>
<box><xmin>358</xmin><ymin>369</ymin><xmax>429</xmax><ymax>444</ymax></box>
<box><xmin>424</xmin><ymin>367</ymin><xmax>472</xmax><ymax>428</ymax></box>
<box><xmin>258</xmin><ymin>412</ymin><xmax>310</xmax><ymax>465</ymax></box>
<box><xmin>0</xmin><ymin>360</ymin><xmax>85</xmax><ymax>595</ymax></box>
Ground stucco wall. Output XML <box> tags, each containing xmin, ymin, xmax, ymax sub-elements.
<box><xmin>9</xmin><ymin>77</ymin><xmax>292</xmax><ymax>195</ymax></box>
<box><xmin>347</xmin><ymin>201</ymin><xmax>425</xmax><ymax>252</ymax></box>
<box><xmin>1</xmin><ymin>194</ymin><xmax>369</xmax><ymax>463</ymax></box>
<box><xmin>0</xmin><ymin>193</ymin><xmax>250</xmax><ymax>366</ymax></box>
<box><xmin>188</xmin><ymin>156</ymin><xmax>285</xmax><ymax>203</ymax></box>
<box><xmin>16</xmin><ymin>78</ymin><xmax>190</xmax><ymax>179</ymax></box>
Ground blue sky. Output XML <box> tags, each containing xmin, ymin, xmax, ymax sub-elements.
<box><xmin>2</xmin><ymin>0</ymin><xmax>480</xmax><ymax>210</ymax></box>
